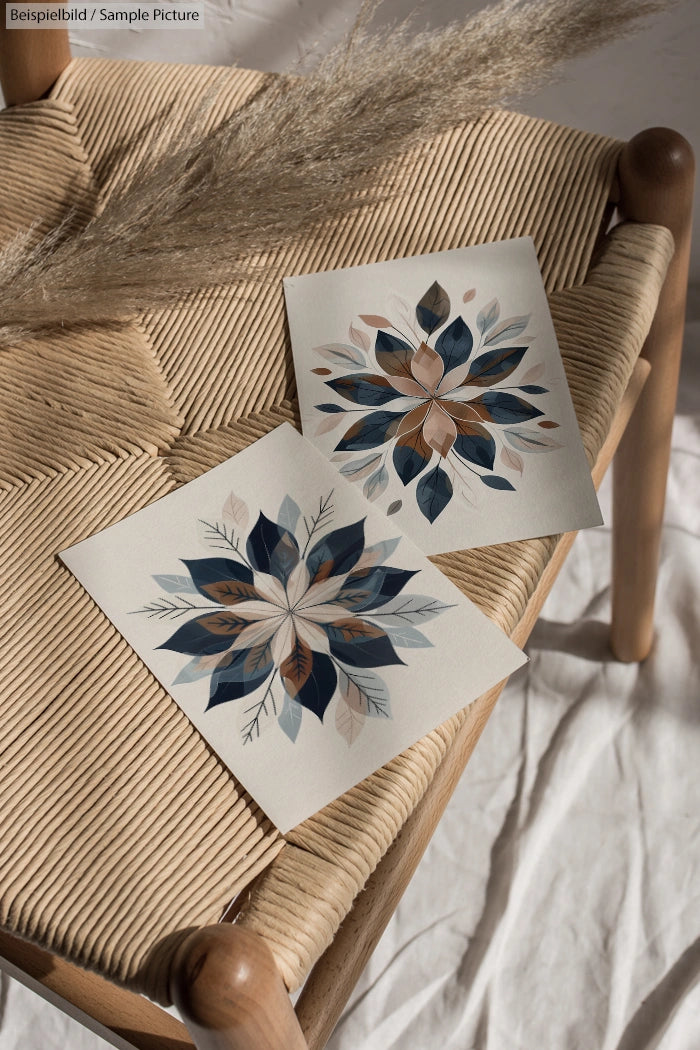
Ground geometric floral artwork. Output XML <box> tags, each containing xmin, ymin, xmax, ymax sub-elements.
<box><xmin>60</xmin><ymin>424</ymin><xmax>526</xmax><ymax>832</ymax></box>
<box><xmin>316</xmin><ymin>285</ymin><xmax>557</xmax><ymax>521</ymax></box>
<box><xmin>285</xmin><ymin>238</ymin><xmax>602</xmax><ymax>554</ymax></box>
<box><xmin>133</xmin><ymin>490</ymin><xmax>451</xmax><ymax>748</ymax></box>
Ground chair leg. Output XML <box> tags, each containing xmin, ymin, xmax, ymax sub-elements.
<box><xmin>0</xmin><ymin>2</ymin><xmax>70</xmax><ymax>105</ymax></box>
<box><xmin>611</xmin><ymin>127</ymin><xmax>694</xmax><ymax>662</ymax></box>
<box><xmin>170</xmin><ymin>924</ymin><xmax>307</xmax><ymax>1050</ymax></box>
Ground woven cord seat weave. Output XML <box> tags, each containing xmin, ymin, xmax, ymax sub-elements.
<box><xmin>0</xmin><ymin>57</ymin><xmax>673</xmax><ymax>1002</ymax></box>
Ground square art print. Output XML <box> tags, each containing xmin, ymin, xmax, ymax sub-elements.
<box><xmin>60</xmin><ymin>425</ymin><xmax>525</xmax><ymax>833</ymax></box>
<box><xmin>285</xmin><ymin>237</ymin><xmax>602</xmax><ymax>555</ymax></box>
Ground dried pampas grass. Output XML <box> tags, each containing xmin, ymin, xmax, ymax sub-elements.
<box><xmin>0</xmin><ymin>0</ymin><xmax>673</xmax><ymax>341</ymax></box>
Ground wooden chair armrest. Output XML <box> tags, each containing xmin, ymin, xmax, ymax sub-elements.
<box><xmin>170</xmin><ymin>925</ymin><xmax>307</xmax><ymax>1050</ymax></box>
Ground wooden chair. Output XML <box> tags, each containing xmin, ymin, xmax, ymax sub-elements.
<box><xmin>0</xmin><ymin>17</ymin><xmax>694</xmax><ymax>1050</ymax></box>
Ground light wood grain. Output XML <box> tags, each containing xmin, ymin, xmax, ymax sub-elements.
<box><xmin>0</xmin><ymin>0</ymin><xmax>70</xmax><ymax>105</ymax></box>
<box><xmin>171</xmin><ymin>925</ymin><xmax>307</xmax><ymax>1050</ymax></box>
<box><xmin>0</xmin><ymin>929</ymin><xmax>193</xmax><ymax>1050</ymax></box>
<box><xmin>612</xmin><ymin>128</ymin><xmax>695</xmax><ymax>661</ymax></box>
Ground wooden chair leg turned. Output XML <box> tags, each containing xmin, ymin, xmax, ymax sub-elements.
<box><xmin>612</xmin><ymin>127</ymin><xmax>695</xmax><ymax>661</ymax></box>
<box><xmin>170</xmin><ymin>925</ymin><xmax>307</xmax><ymax>1050</ymax></box>
<box><xmin>0</xmin><ymin>2</ymin><xmax>70</xmax><ymax>106</ymax></box>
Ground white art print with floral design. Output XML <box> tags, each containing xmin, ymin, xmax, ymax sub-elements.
<box><xmin>60</xmin><ymin>425</ymin><xmax>525</xmax><ymax>832</ymax></box>
<box><xmin>285</xmin><ymin>238</ymin><xmax>602</xmax><ymax>555</ymax></box>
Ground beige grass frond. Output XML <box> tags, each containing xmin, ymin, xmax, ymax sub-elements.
<box><xmin>0</xmin><ymin>0</ymin><xmax>674</xmax><ymax>341</ymax></box>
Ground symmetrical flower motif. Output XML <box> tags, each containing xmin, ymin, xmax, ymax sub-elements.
<box><xmin>135</xmin><ymin>493</ymin><xmax>451</xmax><ymax>745</ymax></box>
<box><xmin>313</xmin><ymin>282</ymin><xmax>562</xmax><ymax>522</ymax></box>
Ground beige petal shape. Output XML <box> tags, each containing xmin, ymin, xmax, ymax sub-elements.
<box><xmin>410</xmin><ymin>342</ymin><xmax>444</xmax><ymax>393</ymax></box>
<box><xmin>299</xmin><ymin>575</ymin><xmax>346</xmax><ymax>610</ymax></box>
<box><xmin>439</xmin><ymin>399</ymin><xmax>484</xmax><ymax>424</ymax></box>
<box><xmin>387</xmin><ymin>376</ymin><xmax>426</xmax><ymax>398</ymax></box>
<box><xmin>285</xmin><ymin>560</ymin><xmax>310</xmax><ymax>608</ymax></box>
<box><xmin>270</xmin><ymin>617</ymin><xmax>295</xmax><ymax>665</ymax></box>
<box><xmin>298</xmin><ymin>602</ymin><xmax>349</xmax><ymax>624</ymax></box>
<box><xmin>396</xmin><ymin>401</ymin><xmax>430</xmax><ymax>438</ymax></box>
<box><xmin>231</xmin><ymin>615</ymin><xmax>284</xmax><ymax>652</ymax></box>
<box><xmin>294</xmin><ymin>616</ymin><xmax>331</xmax><ymax>654</ymax></box>
<box><xmin>252</xmin><ymin>573</ymin><xmax>287</xmax><ymax>609</ymax></box>
<box><xmin>422</xmin><ymin>402</ymin><xmax>457</xmax><ymax>458</ymax></box>
<box><xmin>436</xmin><ymin>361</ymin><xmax>472</xmax><ymax>394</ymax></box>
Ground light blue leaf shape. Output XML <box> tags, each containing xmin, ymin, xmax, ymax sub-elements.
<box><xmin>477</xmin><ymin>297</ymin><xmax>500</xmax><ymax>335</ymax></box>
<box><xmin>504</xmin><ymin>428</ymin><xmax>563</xmax><ymax>453</ymax></box>
<box><xmin>339</xmin><ymin>453</ymin><xmax>382</xmax><ymax>479</ymax></box>
<box><xmin>483</xmin><ymin>314</ymin><xmax>531</xmax><ymax>346</ymax></box>
<box><xmin>314</xmin><ymin>343</ymin><xmax>367</xmax><ymax>368</ymax></box>
<box><xmin>363</xmin><ymin>464</ymin><xmax>389</xmax><ymax>501</ymax></box>
<box><xmin>370</xmin><ymin>595</ymin><xmax>455</xmax><ymax>626</ymax></box>
<box><xmin>173</xmin><ymin>657</ymin><xmax>213</xmax><ymax>686</ymax></box>
<box><xmin>382</xmin><ymin>623</ymin><xmax>433</xmax><ymax>649</ymax></box>
<box><xmin>278</xmin><ymin>692</ymin><xmax>303</xmax><ymax>743</ymax></box>
<box><xmin>153</xmin><ymin>574</ymin><xmax>199</xmax><ymax>595</ymax></box>
<box><xmin>361</xmin><ymin>536</ymin><xmax>401</xmax><ymax>566</ymax></box>
<box><xmin>277</xmin><ymin>494</ymin><xmax>302</xmax><ymax>535</ymax></box>
<box><xmin>337</xmin><ymin>665</ymin><xmax>391</xmax><ymax>718</ymax></box>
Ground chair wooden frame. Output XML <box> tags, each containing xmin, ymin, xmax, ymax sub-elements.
<box><xmin>0</xmin><ymin>16</ymin><xmax>694</xmax><ymax>1050</ymax></box>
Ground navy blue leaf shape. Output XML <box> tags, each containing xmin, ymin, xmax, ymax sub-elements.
<box><xmin>183</xmin><ymin>558</ymin><xmax>254</xmax><ymax>599</ymax></box>
<box><xmin>416</xmin><ymin>281</ymin><xmax>450</xmax><ymax>336</ymax></box>
<box><xmin>326</xmin><ymin>374</ymin><xmax>405</xmax><ymax>407</ymax></box>
<box><xmin>294</xmin><ymin>651</ymin><xmax>338</xmax><ymax>721</ymax></box>
<box><xmin>434</xmin><ymin>316</ymin><xmax>473</xmax><ymax>371</ymax></box>
<box><xmin>470</xmin><ymin>391</ymin><xmax>544</xmax><ymax>425</ymax></box>
<box><xmin>326</xmin><ymin>621</ymin><xmax>404</xmax><ymax>669</ymax></box>
<box><xmin>374</xmin><ymin>331</ymin><xmax>414</xmax><ymax>378</ymax></box>
<box><xmin>336</xmin><ymin>565</ymin><xmax>419</xmax><ymax>612</ymax></box>
<box><xmin>316</xmin><ymin>403</ymin><xmax>346</xmax><ymax>413</ymax></box>
<box><xmin>519</xmin><ymin>385</ymin><xmax>548</xmax><ymax>394</ymax></box>
<box><xmin>393</xmin><ymin>438</ymin><xmax>432</xmax><ymax>486</ymax></box>
<box><xmin>335</xmin><ymin>410</ymin><xmax>403</xmax><ymax>452</ymax></box>
<box><xmin>453</xmin><ymin>426</ymin><xmax>496</xmax><ymax>469</ymax></box>
<box><xmin>246</xmin><ymin>512</ymin><xmax>293</xmax><ymax>574</ymax></box>
<box><xmin>306</xmin><ymin>518</ymin><xmax>366</xmax><ymax>582</ymax></box>
<box><xmin>416</xmin><ymin>464</ymin><xmax>453</xmax><ymax>523</ymax></box>
<box><xmin>464</xmin><ymin>346</ymin><xmax>527</xmax><ymax>386</ymax></box>
<box><xmin>207</xmin><ymin>647</ymin><xmax>275</xmax><ymax>708</ymax></box>
<box><xmin>481</xmin><ymin>474</ymin><xmax>516</xmax><ymax>491</ymax></box>
<box><xmin>159</xmin><ymin>612</ymin><xmax>248</xmax><ymax>656</ymax></box>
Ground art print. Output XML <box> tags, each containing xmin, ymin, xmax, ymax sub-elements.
<box><xmin>60</xmin><ymin>425</ymin><xmax>525</xmax><ymax>832</ymax></box>
<box><xmin>285</xmin><ymin>238</ymin><xmax>602</xmax><ymax>554</ymax></box>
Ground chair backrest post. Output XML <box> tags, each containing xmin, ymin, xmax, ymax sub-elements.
<box><xmin>611</xmin><ymin>127</ymin><xmax>695</xmax><ymax>661</ymax></box>
<box><xmin>0</xmin><ymin>1</ymin><xmax>70</xmax><ymax>106</ymax></box>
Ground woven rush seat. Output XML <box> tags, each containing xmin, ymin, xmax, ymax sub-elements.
<box><xmin>0</xmin><ymin>55</ymin><xmax>674</xmax><ymax>1011</ymax></box>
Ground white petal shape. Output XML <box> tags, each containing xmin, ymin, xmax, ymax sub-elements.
<box><xmin>285</xmin><ymin>560</ymin><xmax>310</xmax><ymax>608</ymax></box>
<box><xmin>195</xmin><ymin>651</ymin><xmax>233</xmax><ymax>671</ymax></box>
<box><xmin>300</xmin><ymin>602</ymin><xmax>348</xmax><ymax>625</ymax></box>
<box><xmin>294</xmin><ymin>615</ymin><xmax>331</xmax><ymax>654</ymax></box>
<box><xmin>270</xmin><ymin>616</ymin><xmax>295</xmax><ymax>665</ymax></box>
<box><xmin>436</xmin><ymin>360</ymin><xmax>471</xmax><ymax>395</ymax></box>
<box><xmin>231</xmin><ymin>615</ymin><xmax>283</xmax><ymax>651</ymax></box>
<box><xmin>253</xmin><ymin>573</ymin><xmax>287</xmax><ymax>609</ymax></box>
<box><xmin>232</xmin><ymin>599</ymin><xmax>287</xmax><ymax>622</ymax></box>
<box><xmin>299</xmin><ymin>575</ymin><xmax>346</xmax><ymax>610</ymax></box>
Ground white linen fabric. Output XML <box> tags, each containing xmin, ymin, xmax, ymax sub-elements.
<box><xmin>326</xmin><ymin>317</ymin><xmax>700</xmax><ymax>1050</ymax></box>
